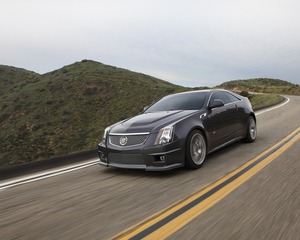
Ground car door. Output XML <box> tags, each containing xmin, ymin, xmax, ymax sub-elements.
<box><xmin>223</xmin><ymin>91</ymin><xmax>245</xmax><ymax>138</ymax></box>
<box><xmin>203</xmin><ymin>91</ymin><xmax>239</xmax><ymax>150</ymax></box>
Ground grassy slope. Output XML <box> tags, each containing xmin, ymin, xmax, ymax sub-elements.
<box><xmin>248</xmin><ymin>94</ymin><xmax>282</xmax><ymax>109</ymax></box>
<box><xmin>218</xmin><ymin>78</ymin><xmax>300</xmax><ymax>95</ymax></box>
<box><xmin>0</xmin><ymin>60</ymin><xmax>195</xmax><ymax>167</ymax></box>
<box><xmin>0</xmin><ymin>63</ymin><xmax>287</xmax><ymax>168</ymax></box>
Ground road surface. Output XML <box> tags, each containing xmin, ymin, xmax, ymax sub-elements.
<box><xmin>0</xmin><ymin>95</ymin><xmax>300</xmax><ymax>239</ymax></box>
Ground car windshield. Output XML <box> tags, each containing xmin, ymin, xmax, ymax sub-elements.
<box><xmin>144</xmin><ymin>92</ymin><xmax>208</xmax><ymax>113</ymax></box>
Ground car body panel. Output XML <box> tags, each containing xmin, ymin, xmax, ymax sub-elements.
<box><xmin>110</xmin><ymin>110</ymin><xmax>199</xmax><ymax>134</ymax></box>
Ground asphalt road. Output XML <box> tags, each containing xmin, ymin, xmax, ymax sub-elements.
<box><xmin>1</xmin><ymin>95</ymin><xmax>300</xmax><ymax>239</ymax></box>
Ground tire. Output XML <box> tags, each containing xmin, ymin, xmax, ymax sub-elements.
<box><xmin>242</xmin><ymin>116</ymin><xmax>257</xmax><ymax>143</ymax></box>
<box><xmin>185</xmin><ymin>130</ymin><xmax>207</xmax><ymax>169</ymax></box>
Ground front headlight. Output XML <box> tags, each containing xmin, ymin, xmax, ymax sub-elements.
<box><xmin>101</xmin><ymin>127</ymin><xmax>111</xmax><ymax>145</ymax></box>
<box><xmin>155</xmin><ymin>125</ymin><xmax>174</xmax><ymax>145</ymax></box>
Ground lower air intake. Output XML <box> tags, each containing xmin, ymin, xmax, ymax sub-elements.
<box><xmin>108</xmin><ymin>153</ymin><xmax>145</xmax><ymax>165</ymax></box>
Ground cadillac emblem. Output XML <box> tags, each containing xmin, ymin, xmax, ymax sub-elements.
<box><xmin>119</xmin><ymin>136</ymin><xmax>128</xmax><ymax>146</ymax></box>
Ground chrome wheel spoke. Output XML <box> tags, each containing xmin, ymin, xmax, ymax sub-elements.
<box><xmin>190</xmin><ymin>133</ymin><xmax>206</xmax><ymax>165</ymax></box>
<box><xmin>249</xmin><ymin>119</ymin><xmax>257</xmax><ymax>139</ymax></box>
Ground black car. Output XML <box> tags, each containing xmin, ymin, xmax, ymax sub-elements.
<box><xmin>98</xmin><ymin>89</ymin><xmax>256</xmax><ymax>171</ymax></box>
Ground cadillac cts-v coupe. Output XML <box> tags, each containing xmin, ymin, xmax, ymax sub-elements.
<box><xmin>98</xmin><ymin>89</ymin><xmax>256</xmax><ymax>171</ymax></box>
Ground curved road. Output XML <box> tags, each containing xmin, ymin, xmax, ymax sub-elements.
<box><xmin>1</xmin><ymin>95</ymin><xmax>300</xmax><ymax>239</ymax></box>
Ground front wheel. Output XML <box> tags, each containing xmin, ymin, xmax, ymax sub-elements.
<box><xmin>242</xmin><ymin>116</ymin><xmax>257</xmax><ymax>143</ymax></box>
<box><xmin>185</xmin><ymin>130</ymin><xmax>207</xmax><ymax>169</ymax></box>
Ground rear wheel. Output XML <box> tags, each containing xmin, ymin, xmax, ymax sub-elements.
<box><xmin>185</xmin><ymin>130</ymin><xmax>206</xmax><ymax>169</ymax></box>
<box><xmin>242</xmin><ymin>116</ymin><xmax>257</xmax><ymax>143</ymax></box>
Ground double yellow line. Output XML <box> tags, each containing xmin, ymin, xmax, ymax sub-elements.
<box><xmin>112</xmin><ymin>127</ymin><xmax>300</xmax><ymax>240</ymax></box>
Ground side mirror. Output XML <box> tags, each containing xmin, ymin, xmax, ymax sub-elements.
<box><xmin>209</xmin><ymin>99</ymin><xmax>224</xmax><ymax>109</ymax></box>
<box><xmin>141</xmin><ymin>106</ymin><xmax>149</xmax><ymax>113</ymax></box>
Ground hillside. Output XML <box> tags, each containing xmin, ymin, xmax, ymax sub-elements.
<box><xmin>0</xmin><ymin>62</ymin><xmax>286</xmax><ymax>168</ymax></box>
<box><xmin>218</xmin><ymin>78</ymin><xmax>300</xmax><ymax>95</ymax></box>
<box><xmin>1</xmin><ymin>60</ymin><xmax>195</xmax><ymax>167</ymax></box>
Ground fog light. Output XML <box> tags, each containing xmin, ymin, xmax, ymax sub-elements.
<box><xmin>99</xmin><ymin>151</ymin><xmax>107</xmax><ymax>162</ymax></box>
<box><xmin>160</xmin><ymin>156</ymin><xmax>165</xmax><ymax>161</ymax></box>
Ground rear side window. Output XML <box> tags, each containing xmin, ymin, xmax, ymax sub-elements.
<box><xmin>224</xmin><ymin>92</ymin><xmax>240</xmax><ymax>103</ymax></box>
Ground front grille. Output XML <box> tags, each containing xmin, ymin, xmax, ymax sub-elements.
<box><xmin>108</xmin><ymin>153</ymin><xmax>145</xmax><ymax>165</ymax></box>
<box><xmin>109</xmin><ymin>134</ymin><xmax>149</xmax><ymax>147</ymax></box>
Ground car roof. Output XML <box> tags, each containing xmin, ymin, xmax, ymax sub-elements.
<box><xmin>167</xmin><ymin>89</ymin><xmax>226</xmax><ymax>97</ymax></box>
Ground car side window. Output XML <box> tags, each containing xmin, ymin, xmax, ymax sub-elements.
<box><xmin>224</xmin><ymin>92</ymin><xmax>240</xmax><ymax>103</ymax></box>
<box><xmin>209</xmin><ymin>92</ymin><xmax>230</xmax><ymax>106</ymax></box>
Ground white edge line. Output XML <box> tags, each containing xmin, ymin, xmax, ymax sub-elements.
<box><xmin>255</xmin><ymin>97</ymin><xmax>290</xmax><ymax>115</ymax></box>
<box><xmin>0</xmin><ymin>96</ymin><xmax>291</xmax><ymax>191</ymax></box>
<box><xmin>0</xmin><ymin>160</ymin><xmax>98</xmax><ymax>191</ymax></box>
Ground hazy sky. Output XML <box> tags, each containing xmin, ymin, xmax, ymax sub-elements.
<box><xmin>1</xmin><ymin>0</ymin><xmax>300</xmax><ymax>87</ymax></box>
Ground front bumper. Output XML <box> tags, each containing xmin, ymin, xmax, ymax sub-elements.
<box><xmin>98</xmin><ymin>139</ymin><xmax>185</xmax><ymax>171</ymax></box>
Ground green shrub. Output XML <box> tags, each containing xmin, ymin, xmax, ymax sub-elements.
<box><xmin>240</xmin><ymin>91</ymin><xmax>249</xmax><ymax>97</ymax></box>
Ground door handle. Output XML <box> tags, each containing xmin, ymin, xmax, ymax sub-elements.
<box><xmin>200</xmin><ymin>113</ymin><xmax>207</xmax><ymax>119</ymax></box>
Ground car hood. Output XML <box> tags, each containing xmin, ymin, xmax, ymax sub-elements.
<box><xmin>110</xmin><ymin>110</ymin><xmax>198</xmax><ymax>134</ymax></box>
